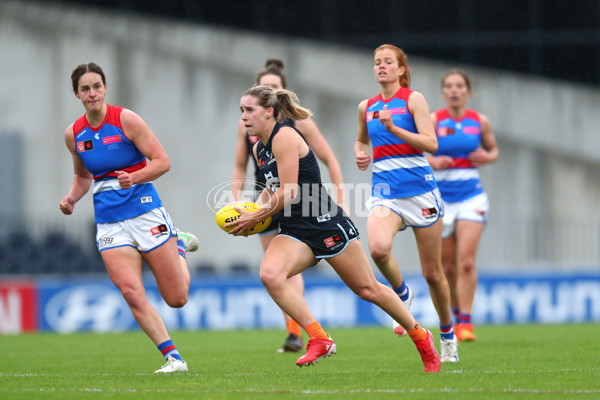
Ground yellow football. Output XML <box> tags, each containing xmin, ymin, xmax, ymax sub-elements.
<box><xmin>215</xmin><ymin>202</ymin><xmax>272</xmax><ymax>235</ymax></box>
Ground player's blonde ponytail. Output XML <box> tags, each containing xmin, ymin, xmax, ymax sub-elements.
<box><xmin>243</xmin><ymin>85</ymin><xmax>312</xmax><ymax>121</ymax></box>
<box><xmin>274</xmin><ymin>90</ymin><xmax>312</xmax><ymax>121</ymax></box>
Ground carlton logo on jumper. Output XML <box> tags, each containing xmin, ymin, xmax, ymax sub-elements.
<box><xmin>317</xmin><ymin>214</ymin><xmax>331</xmax><ymax>223</ymax></box>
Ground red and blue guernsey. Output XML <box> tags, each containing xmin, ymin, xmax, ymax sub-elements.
<box><xmin>72</xmin><ymin>104</ymin><xmax>162</xmax><ymax>223</ymax></box>
<box><xmin>366</xmin><ymin>87</ymin><xmax>437</xmax><ymax>198</ymax></box>
<box><xmin>433</xmin><ymin>108</ymin><xmax>483</xmax><ymax>203</ymax></box>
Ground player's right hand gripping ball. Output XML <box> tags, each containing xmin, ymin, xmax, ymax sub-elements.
<box><xmin>215</xmin><ymin>202</ymin><xmax>272</xmax><ymax>235</ymax></box>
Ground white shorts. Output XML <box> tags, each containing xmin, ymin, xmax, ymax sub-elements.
<box><xmin>442</xmin><ymin>192</ymin><xmax>489</xmax><ymax>239</ymax></box>
<box><xmin>96</xmin><ymin>207</ymin><xmax>177</xmax><ymax>253</ymax></box>
<box><xmin>365</xmin><ymin>188</ymin><xmax>444</xmax><ymax>231</ymax></box>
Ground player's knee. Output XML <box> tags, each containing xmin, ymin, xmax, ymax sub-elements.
<box><xmin>164</xmin><ymin>292</ymin><xmax>188</xmax><ymax>308</ymax></box>
<box><xmin>460</xmin><ymin>257</ymin><xmax>476</xmax><ymax>275</ymax></box>
<box><xmin>369</xmin><ymin>242</ymin><xmax>392</xmax><ymax>264</ymax></box>
<box><xmin>354</xmin><ymin>285</ymin><xmax>379</xmax><ymax>303</ymax></box>
<box><xmin>259</xmin><ymin>264</ymin><xmax>286</xmax><ymax>290</ymax></box>
<box><xmin>422</xmin><ymin>267</ymin><xmax>444</xmax><ymax>286</ymax></box>
<box><xmin>119</xmin><ymin>285</ymin><xmax>145</xmax><ymax>310</ymax></box>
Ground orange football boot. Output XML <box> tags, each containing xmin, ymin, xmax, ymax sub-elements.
<box><xmin>455</xmin><ymin>323</ymin><xmax>476</xmax><ymax>342</ymax></box>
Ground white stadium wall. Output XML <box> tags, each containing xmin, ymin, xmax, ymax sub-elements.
<box><xmin>1</xmin><ymin>1</ymin><xmax>599</xmax><ymax>273</ymax></box>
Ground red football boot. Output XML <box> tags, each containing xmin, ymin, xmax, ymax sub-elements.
<box><xmin>414</xmin><ymin>329</ymin><xmax>441</xmax><ymax>373</ymax></box>
<box><xmin>296</xmin><ymin>337</ymin><xmax>336</xmax><ymax>367</ymax></box>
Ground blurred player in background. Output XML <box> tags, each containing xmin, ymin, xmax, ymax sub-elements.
<box><xmin>355</xmin><ymin>44</ymin><xmax>458</xmax><ymax>362</ymax></box>
<box><xmin>232</xmin><ymin>59</ymin><xmax>345</xmax><ymax>353</ymax></box>
<box><xmin>59</xmin><ymin>62</ymin><xmax>199</xmax><ymax>373</ymax></box>
<box><xmin>427</xmin><ymin>68</ymin><xmax>499</xmax><ymax>342</ymax></box>
<box><xmin>228</xmin><ymin>84</ymin><xmax>440</xmax><ymax>372</ymax></box>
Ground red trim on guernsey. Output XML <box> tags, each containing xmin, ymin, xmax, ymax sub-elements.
<box><xmin>464</xmin><ymin>109</ymin><xmax>480</xmax><ymax>122</ymax></box>
<box><xmin>435</xmin><ymin>108</ymin><xmax>480</xmax><ymax>123</ymax></box>
<box><xmin>93</xmin><ymin>159</ymin><xmax>147</xmax><ymax>180</ymax></box>
<box><xmin>434</xmin><ymin>108</ymin><xmax>448</xmax><ymax>123</ymax></box>
<box><xmin>160</xmin><ymin>345</ymin><xmax>176</xmax><ymax>355</ymax></box>
<box><xmin>399</xmin><ymin>87</ymin><xmax>415</xmax><ymax>118</ymax></box>
<box><xmin>72</xmin><ymin>105</ymin><xmax>125</xmax><ymax>140</ymax></box>
<box><xmin>450</xmin><ymin>158</ymin><xmax>474</xmax><ymax>168</ymax></box>
<box><xmin>104</xmin><ymin>105</ymin><xmax>123</xmax><ymax>127</ymax></box>
<box><xmin>373</xmin><ymin>143</ymin><xmax>422</xmax><ymax>160</ymax></box>
<box><xmin>72</xmin><ymin>116</ymin><xmax>87</xmax><ymax>139</ymax></box>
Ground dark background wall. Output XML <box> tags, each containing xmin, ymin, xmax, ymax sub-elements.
<box><xmin>46</xmin><ymin>0</ymin><xmax>600</xmax><ymax>86</ymax></box>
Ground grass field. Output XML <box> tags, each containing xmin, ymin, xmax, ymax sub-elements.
<box><xmin>1</xmin><ymin>324</ymin><xmax>599</xmax><ymax>399</ymax></box>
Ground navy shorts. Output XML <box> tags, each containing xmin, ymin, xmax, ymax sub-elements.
<box><xmin>279</xmin><ymin>218</ymin><xmax>360</xmax><ymax>258</ymax></box>
<box><xmin>259</xmin><ymin>211</ymin><xmax>282</xmax><ymax>235</ymax></box>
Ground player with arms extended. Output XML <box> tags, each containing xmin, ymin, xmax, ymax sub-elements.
<box><xmin>428</xmin><ymin>68</ymin><xmax>499</xmax><ymax>342</ymax></box>
<box><xmin>227</xmin><ymin>84</ymin><xmax>441</xmax><ymax>373</ymax></box>
<box><xmin>59</xmin><ymin>62</ymin><xmax>198</xmax><ymax>373</ymax></box>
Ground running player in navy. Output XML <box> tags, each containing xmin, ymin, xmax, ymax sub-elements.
<box><xmin>232</xmin><ymin>59</ymin><xmax>345</xmax><ymax>353</ymax></box>
<box><xmin>227</xmin><ymin>84</ymin><xmax>440</xmax><ymax>373</ymax></box>
<box><xmin>59</xmin><ymin>62</ymin><xmax>198</xmax><ymax>373</ymax></box>
<box><xmin>428</xmin><ymin>69</ymin><xmax>499</xmax><ymax>342</ymax></box>
<box><xmin>355</xmin><ymin>44</ymin><xmax>458</xmax><ymax>362</ymax></box>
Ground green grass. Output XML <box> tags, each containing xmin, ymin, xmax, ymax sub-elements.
<box><xmin>1</xmin><ymin>325</ymin><xmax>599</xmax><ymax>399</ymax></box>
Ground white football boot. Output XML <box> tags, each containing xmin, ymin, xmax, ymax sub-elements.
<box><xmin>440</xmin><ymin>336</ymin><xmax>459</xmax><ymax>362</ymax></box>
<box><xmin>393</xmin><ymin>284</ymin><xmax>414</xmax><ymax>336</ymax></box>
<box><xmin>154</xmin><ymin>355</ymin><xmax>188</xmax><ymax>373</ymax></box>
<box><xmin>176</xmin><ymin>229</ymin><xmax>199</xmax><ymax>253</ymax></box>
